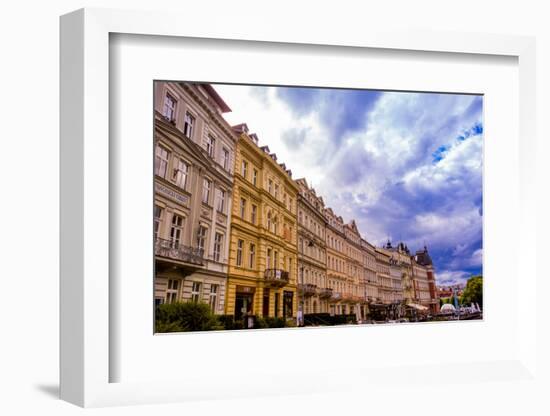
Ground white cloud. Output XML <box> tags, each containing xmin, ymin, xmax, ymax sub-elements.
<box><xmin>413</xmin><ymin>208</ymin><xmax>482</xmax><ymax>248</ymax></box>
<box><xmin>469</xmin><ymin>248</ymin><xmax>483</xmax><ymax>267</ymax></box>
<box><xmin>403</xmin><ymin>134</ymin><xmax>482</xmax><ymax>192</ymax></box>
<box><xmin>437</xmin><ymin>270</ymin><xmax>471</xmax><ymax>286</ymax></box>
<box><xmin>216</xmin><ymin>84</ymin><xmax>330</xmax><ymax>184</ymax></box>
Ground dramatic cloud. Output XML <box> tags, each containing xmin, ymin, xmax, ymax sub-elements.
<box><xmin>215</xmin><ymin>84</ymin><xmax>483</xmax><ymax>286</ymax></box>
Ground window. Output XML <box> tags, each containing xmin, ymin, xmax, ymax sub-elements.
<box><xmin>202</xmin><ymin>178</ymin><xmax>211</xmax><ymax>204</ymax></box>
<box><xmin>154</xmin><ymin>205</ymin><xmax>163</xmax><ymax>239</ymax></box>
<box><xmin>166</xmin><ymin>279</ymin><xmax>179</xmax><ymax>304</ymax></box>
<box><xmin>163</xmin><ymin>93</ymin><xmax>177</xmax><ymax>121</ymax></box>
<box><xmin>252</xmin><ymin>169</ymin><xmax>258</xmax><ymax>186</ymax></box>
<box><xmin>191</xmin><ymin>281</ymin><xmax>202</xmax><ymax>303</ymax></box>
<box><xmin>155</xmin><ymin>145</ymin><xmax>169</xmax><ymax>178</ymax></box>
<box><xmin>267</xmin><ymin>248</ymin><xmax>272</xmax><ymax>269</ymax></box>
<box><xmin>268</xmin><ymin>179</ymin><xmax>273</xmax><ymax>193</ymax></box>
<box><xmin>289</xmin><ymin>198</ymin><xmax>293</xmax><ymax>212</ymax></box>
<box><xmin>249</xmin><ymin>243</ymin><xmax>256</xmax><ymax>268</ymax></box>
<box><xmin>240</xmin><ymin>198</ymin><xmax>246</xmax><ymax>219</ymax></box>
<box><xmin>236</xmin><ymin>239</ymin><xmax>244</xmax><ymax>266</ymax></box>
<box><xmin>209</xmin><ymin>284</ymin><xmax>219</xmax><ymax>312</ymax></box>
<box><xmin>274</xmin><ymin>251</ymin><xmax>279</xmax><ymax>269</ymax></box>
<box><xmin>173</xmin><ymin>158</ymin><xmax>188</xmax><ymax>189</ymax></box>
<box><xmin>267</xmin><ymin>212</ymin><xmax>271</xmax><ymax>231</ymax></box>
<box><xmin>274</xmin><ymin>184</ymin><xmax>279</xmax><ymax>199</ymax></box>
<box><xmin>183</xmin><ymin>112</ymin><xmax>195</xmax><ymax>138</ymax></box>
<box><xmin>197</xmin><ymin>225</ymin><xmax>207</xmax><ymax>251</ymax></box>
<box><xmin>251</xmin><ymin>204</ymin><xmax>257</xmax><ymax>224</ymax></box>
<box><xmin>205</xmin><ymin>135</ymin><xmax>215</xmax><ymax>158</ymax></box>
<box><xmin>222</xmin><ymin>148</ymin><xmax>230</xmax><ymax>170</ymax></box>
<box><xmin>170</xmin><ymin>214</ymin><xmax>184</xmax><ymax>248</ymax></box>
<box><xmin>213</xmin><ymin>232</ymin><xmax>223</xmax><ymax>262</ymax></box>
<box><xmin>241</xmin><ymin>160</ymin><xmax>248</xmax><ymax>178</ymax></box>
<box><xmin>217</xmin><ymin>189</ymin><xmax>226</xmax><ymax>213</ymax></box>
<box><xmin>273</xmin><ymin>217</ymin><xmax>278</xmax><ymax>235</ymax></box>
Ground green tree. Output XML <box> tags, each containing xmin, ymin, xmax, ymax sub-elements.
<box><xmin>461</xmin><ymin>275</ymin><xmax>483</xmax><ymax>309</ymax></box>
<box><xmin>155</xmin><ymin>301</ymin><xmax>222</xmax><ymax>333</ymax></box>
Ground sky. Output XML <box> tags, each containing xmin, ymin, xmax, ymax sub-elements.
<box><xmin>214</xmin><ymin>83</ymin><xmax>483</xmax><ymax>287</ymax></box>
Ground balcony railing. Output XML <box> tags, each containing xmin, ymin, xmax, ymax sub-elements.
<box><xmin>330</xmin><ymin>291</ymin><xmax>342</xmax><ymax>302</ymax></box>
<box><xmin>155</xmin><ymin>238</ymin><xmax>204</xmax><ymax>266</ymax></box>
<box><xmin>318</xmin><ymin>288</ymin><xmax>333</xmax><ymax>299</ymax></box>
<box><xmin>298</xmin><ymin>283</ymin><xmax>317</xmax><ymax>297</ymax></box>
<box><xmin>341</xmin><ymin>294</ymin><xmax>356</xmax><ymax>303</ymax></box>
<box><xmin>264</xmin><ymin>269</ymin><xmax>290</xmax><ymax>287</ymax></box>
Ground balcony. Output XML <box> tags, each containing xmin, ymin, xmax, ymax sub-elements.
<box><xmin>318</xmin><ymin>287</ymin><xmax>333</xmax><ymax>299</ymax></box>
<box><xmin>264</xmin><ymin>269</ymin><xmax>290</xmax><ymax>287</ymax></box>
<box><xmin>298</xmin><ymin>283</ymin><xmax>317</xmax><ymax>297</ymax></box>
<box><xmin>155</xmin><ymin>238</ymin><xmax>204</xmax><ymax>266</ymax></box>
<box><xmin>341</xmin><ymin>294</ymin><xmax>356</xmax><ymax>303</ymax></box>
<box><xmin>330</xmin><ymin>291</ymin><xmax>342</xmax><ymax>302</ymax></box>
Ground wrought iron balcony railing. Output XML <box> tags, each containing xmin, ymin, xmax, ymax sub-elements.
<box><xmin>155</xmin><ymin>238</ymin><xmax>204</xmax><ymax>266</ymax></box>
<box><xmin>318</xmin><ymin>288</ymin><xmax>333</xmax><ymax>299</ymax></box>
<box><xmin>264</xmin><ymin>269</ymin><xmax>290</xmax><ymax>287</ymax></box>
<box><xmin>330</xmin><ymin>291</ymin><xmax>342</xmax><ymax>301</ymax></box>
<box><xmin>298</xmin><ymin>283</ymin><xmax>317</xmax><ymax>297</ymax></box>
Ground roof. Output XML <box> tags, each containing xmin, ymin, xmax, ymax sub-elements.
<box><xmin>201</xmin><ymin>84</ymin><xmax>231</xmax><ymax>113</ymax></box>
<box><xmin>232</xmin><ymin>123</ymin><xmax>249</xmax><ymax>133</ymax></box>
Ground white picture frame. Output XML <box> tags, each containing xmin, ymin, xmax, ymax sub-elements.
<box><xmin>60</xmin><ymin>7</ymin><xmax>538</xmax><ymax>408</ymax></box>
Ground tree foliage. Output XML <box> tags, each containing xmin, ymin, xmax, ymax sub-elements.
<box><xmin>155</xmin><ymin>302</ymin><xmax>222</xmax><ymax>333</ymax></box>
<box><xmin>461</xmin><ymin>275</ymin><xmax>483</xmax><ymax>309</ymax></box>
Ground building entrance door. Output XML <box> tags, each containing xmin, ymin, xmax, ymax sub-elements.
<box><xmin>283</xmin><ymin>291</ymin><xmax>293</xmax><ymax>318</ymax></box>
<box><xmin>235</xmin><ymin>293</ymin><xmax>253</xmax><ymax>320</ymax></box>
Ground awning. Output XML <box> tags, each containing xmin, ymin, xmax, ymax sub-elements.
<box><xmin>406</xmin><ymin>303</ymin><xmax>429</xmax><ymax>311</ymax></box>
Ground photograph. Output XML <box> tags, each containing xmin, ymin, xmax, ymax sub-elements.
<box><xmin>153</xmin><ymin>81</ymin><xmax>483</xmax><ymax>333</ymax></box>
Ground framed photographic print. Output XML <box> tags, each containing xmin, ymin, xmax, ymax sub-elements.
<box><xmin>60</xmin><ymin>7</ymin><xmax>538</xmax><ymax>408</ymax></box>
<box><xmin>151</xmin><ymin>80</ymin><xmax>482</xmax><ymax>334</ymax></box>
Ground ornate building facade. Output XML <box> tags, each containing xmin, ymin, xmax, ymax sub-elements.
<box><xmin>295</xmin><ymin>178</ymin><xmax>328</xmax><ymax>315</ymax></box>
<box><xmin>361</xmin><ymin>238</ymin><xmax>379</xmax><ymax>314</ymax></box>
<box><xmin>153</xmin><ymin>82</ymin><xmax>236</xmax><ymax>313</ymax></box>
<box><xmin>343</xmin><ymin>221</ymin><xmax>368</xmax><ymax>320</ymax></box>
<box><xmin>414</xmin><ymin>246</ymin><xmax>439</xmax><ymax>314</ymax></box>
<box><xmin>372</xmin><ymin>248</ymin><xmax>392</xmax><ymax>319</ymax></box>
<box><xmin>324</xmin><ymin>208</ymin><xmax>347</xmax><ymax>315</ymax></box>
<box><xmin>225</xmin><ymin>124</ymin><xmax>299</xmax><ymax>320</ymax></box>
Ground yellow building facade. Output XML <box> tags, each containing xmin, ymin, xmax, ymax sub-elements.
<box><xmin>225</xmin><ymin>125</ymin><xmax>299</xmax><ymax>321</ymax></box>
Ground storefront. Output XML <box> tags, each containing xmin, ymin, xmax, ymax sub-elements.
<box><xmin>234</xmin><ymin>285</ymin><xmax>255</xmax><ymax>320</ymax></box>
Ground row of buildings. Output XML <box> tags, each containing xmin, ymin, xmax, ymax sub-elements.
<box><xmin>153</xmin><ymin>81</ymin><xmax>439</xmax><ymax>325</ymax></box>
